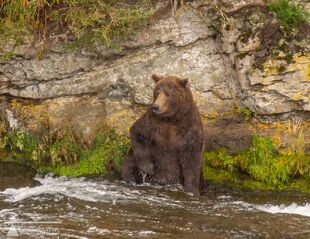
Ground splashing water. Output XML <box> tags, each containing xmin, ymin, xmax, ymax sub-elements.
<box><xmin>256</xmin><ymin>203</ymin><xmax>310</xmax><ymax>217</ymax></box>
<box><xmin>0</xmin><ymin>174</ymin><xmax>309</xmax><ymax>239</ymax></box>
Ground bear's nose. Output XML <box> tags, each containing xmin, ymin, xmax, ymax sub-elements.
<box><xmin>151</xmin><ymin>104</ymin><xmax>159</xmax><ymax>112</ymax></box>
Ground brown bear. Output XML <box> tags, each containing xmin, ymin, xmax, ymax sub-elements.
<box><xmin>121</xmin><ymin>74</ymin><xmax>205</xmax><ymax>194</ymax></box>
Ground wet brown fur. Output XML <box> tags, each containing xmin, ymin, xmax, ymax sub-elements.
<box><xmin>121</xmin><ymin>74</ymin><xmax>205</xmax><ymax>195</ymax></box>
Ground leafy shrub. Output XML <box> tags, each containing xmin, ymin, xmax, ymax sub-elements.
<box><xmin>1</xmin><ymin>128</ymin><xmax>38</xmax><ymax>160</ymax></box>
<box><xmin>248</xmin><ymin>135</ymin><xmax>276</xmax><ymax>164</ymax></box>
<box><xmin>268</xmin><ymin>0</ymin><xmax>310</xmax><ymax>31</ymax></box>
<box><xmin>39</xmin><ymin>128</ymin><xmax>130</xmax><ymax>176</ymax></box>
<box><xmin>1</xmin><ymin>126</ymin><xmax>130</xmax><ymax>176</ymax></box>
<box><xmin>284</xmin><ymin>152</ymin><xmax>310</xmax><ymax>177</ymax></box>
<box><xmin>48</xmin><ymin>135</ymin><xmax>80</xmax><ymax>166</ymax></box>
<box><xmin>76</xmin><ymin>129</ymin><xmax>130</xmax><ymax>176</ymax></box>
<box><xmin>204</xmin><ymin>149</ymin><xmax>236</xmax><ymax>172</ymax></box>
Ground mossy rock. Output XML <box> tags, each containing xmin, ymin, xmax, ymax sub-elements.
<box><xmin>0</xmin><ymin>160</ymin><xmax>37</xmax><ymax>179</ymax></box>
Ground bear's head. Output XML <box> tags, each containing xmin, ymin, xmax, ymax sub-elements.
<box><xmin>151</xmin><ymin>74</ymin><xmax>193</xmax><ymax>117</ymax></box>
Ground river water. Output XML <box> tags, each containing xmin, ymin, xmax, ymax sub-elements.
<box><xmin>0</xmin><ymin>175</ymin><xmax>309</xmax><ymax>239</ymax></box>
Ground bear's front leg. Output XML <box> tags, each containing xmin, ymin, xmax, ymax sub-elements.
<box><xmin>121</xmin><ymin>148</ymin><xmax>141</xmax><ymax>183</ymax></box>
<box><xmin>131</xmin><ymin>134</ymin><xmax>155</xmax><ymax>176</ymax></box>
<box><xmin>130</xmin><ymin>118</ymin><xmax>156</xmax><ymax>179</ymax></box>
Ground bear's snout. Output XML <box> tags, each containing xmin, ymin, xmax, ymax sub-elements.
<box><xmin>153</xmin><ymin>91</ymin><xmax>168</xmax><ymax>114</ymax></box>
<box><xmin>151</xmin><ymin>104</ymin><xmax>160</xmax><ymax>113</ymax></box>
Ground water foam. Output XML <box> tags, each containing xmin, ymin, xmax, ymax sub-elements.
<box><xmin>1</xmin><ymin>175</ymin><xmax>309</xmax><ymax>218</ymax></box>
<box><xmin>230</xmin><ymin>200</ymin><xmax>310</xmax><ymax>217</ymax></box>
<box><xmin>0</xmin><ymin>174</ymin><xmax>182</xmax><ymax>207</ymax></box>
<box><xmin>1</xmin><ymin>175</ymin><xmax>115</xmax><ymax>203</ymax></box>
<box><xmin>256</xmin><ymin>203</ymin><xmax>310</xmax><ymax>217</ymax></box>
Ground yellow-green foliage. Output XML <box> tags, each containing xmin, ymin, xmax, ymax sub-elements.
<box><xmin>246</xmin><ymin>136</ymin><xmax>291</xmax><ymax>185</ymax></box>
<box><xmin>0</xmin><ymin>0</ymin><xmax>152</xmax><ymax>57</ymax></box>
<box><xmin>1</xmin><ymin>127</ymin><xmax>80</xmax><ymax>165</ymax></box>
<box><xmin>203</xmin><ymin>164</ymin><xmax>310</xmax><ymax>193</ymax></box>
<box><xmin>1</xmin><ymin>128</ymin><xmax>38</xmax><ymax>161</ymax></box>
<box><xmin>46</xmin><ymin>129</ymin><xmax>130</xmax><ymax>176</ymax></box>
<box><xmin>1</xmin><ymin>126</ymin><xmax>130</xmax><ymax>176</ymax></box>
<box><xmin>204</xmin><ymin>135</ymin><xmax>310</xmax><ymax>188</ymax></box>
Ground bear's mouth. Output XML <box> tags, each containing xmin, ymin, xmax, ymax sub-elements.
<box><xmin>152</xmin><ymin>107</ymin><xmax>166</xmax><ymax>115</ymax></box>
<box><xmin>153</xmin><ymin>110</ymin><xmax>169</xmax><ymax>117</ymax></box>
<box><xmin>153</xmin><ymin>110</ymin><xmax>165</xmax><ymax>115</ymax></box>
<box><xmin>153</xmin><ymin>111</ymin><xmax>165</xmax><ymax>115</ymax></box>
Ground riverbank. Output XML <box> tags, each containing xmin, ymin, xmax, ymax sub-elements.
<box><xmin>1</xmin><ymin>125</ymin><xmax>309</xmax><ymax>194</ymax></box>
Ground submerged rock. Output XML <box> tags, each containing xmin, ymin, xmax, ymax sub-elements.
<box><xmin>0</xmin><ymin>176</ymin><xmax>40</xmax><ymax>190</ymax></box>
<box><xmin>0</xmin><ymin>161</ymin><xmax>36</xmax><ymax>178</ymax></box>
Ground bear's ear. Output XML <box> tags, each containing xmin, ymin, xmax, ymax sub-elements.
<box><xmin>152</xmin><ymin>74</ymin><xmax>162</xmax><ymax>83</ymax></box>
<box><xmin>178</xmin><ymin>78</ymin><xmax>191</xmax><ymax>88</ymax></box>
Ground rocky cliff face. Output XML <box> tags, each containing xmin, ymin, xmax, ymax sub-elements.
<box><xmin>0</xmin><ymin>0</ymin><xmax>309</xmax><ymax>153</ymax></box>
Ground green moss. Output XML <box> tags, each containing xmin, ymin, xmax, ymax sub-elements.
<box><xmin>268</xmin><ymin>0</ymin><xmax>310</xmax><ymax>32</ymax></box>
<box><xmin>203</xmin><ymin>165</ymin><xmax>275</xmax><ymax>191</ymax></box>
<box><xmin>204</xmin><ymin>135</ymin><xmax>310</xmax><ymax>192</ymax></box>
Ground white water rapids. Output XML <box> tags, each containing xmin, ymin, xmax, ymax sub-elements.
<box><xmin>1</xmin><ymin>175</ymin><xmax>309</xmax><ymax>217</ymax></box>
<box><xmin>0</xmin><ymin>175</ymin><xmax>309</xmax><ymax>239</ymax></box>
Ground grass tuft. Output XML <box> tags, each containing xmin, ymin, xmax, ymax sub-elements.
<box><xmin>204</xmin><ymin>135</ymin><xmax>310</xmax><ymax>188</ymax></box>
<box><xmin>0</xmin><ymin>126</ymin><xmax>130</xmax><ymax>177</ymax></box>
<box><xmin>0</xmin><ymin>0</ymin><xmax>153</xmax><ymax>58</ymax></box>
<box><xmin>268</xmin><ymin>0</ymin><xmax>310</xmax><ymax>31</ymax></box>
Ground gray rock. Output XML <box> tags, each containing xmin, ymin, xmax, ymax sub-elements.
<box><xmin>0</xmin><ymin>0</ymin><xmax>309</xmax><ymax>152</ymax></box>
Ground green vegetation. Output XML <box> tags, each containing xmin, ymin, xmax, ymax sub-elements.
<box><xmin>1</xmin><ymin>122</ymin><xmax>309</xmax><ymax>193</ymax></box>
<box><xmin>0</xmin><ymin>126</ymin><xmax>130</xmax><ymax>176</ymax></box>
<box><xmin>0</xmin><ymin>128</ymin><xmax>39</xmax><ymax>161</ymax></box>
<box><xmin>204</xmin><ymin>135</ymin><xmax>310</xmax><ymax>192</ymax></box>
<box><xmin>238</xmin><ymin>107</ymin><xmax>253</xmax><ymax>121</ymax></box>
<box><xmin>204</xmin><ymin>165</ymin><xmax>310</xmax><ymax>193</ymax></box>
<box><xmin>267</xmin><ymin>0</ymin><xmax>310</xmax><ymax>31</ymax></box>
<box><xmin>0</xmin><ymin>0</ymin><xmax>153</xmax><ymax>58</ymax></box>
<box><xmin>43</xmin><ymin>130</ymin><xmax>130</xmax><ymax>176</ymax></box>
